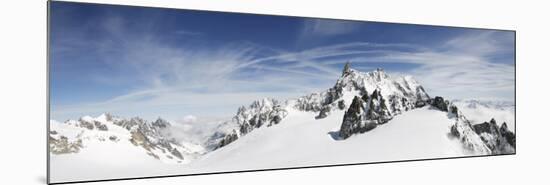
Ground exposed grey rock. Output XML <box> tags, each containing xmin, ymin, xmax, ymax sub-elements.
<box><xmin>338</xmin><ymin>100</ymin><xmax>346</xmax><ymax>110</ymax></box>
<box><xmin>214</xmin><ymin>98</ymin><xmax>289</xmax><ymax>148</ymax></box>
<box><xmin>152</xmin><ymin>117</ymin><xmax>171</xmax><ymax>129</ymax></box>
<box><xmin>500</xmin><ymin>122</ymin><xmax>516</xmax><ymax>148</ymax></box>
<box><xmin>339</xmin><ymin>96</ymin><xmax>374</xmax><ymax>139</ymax></box>
<box><xmin>342</xmin><ymin>62</ymin><xmax>352</xmax><ymax>77</ymax></box>
<box><xmin>315</xmin><ymin>105</ymin><xmax>331</xmax><ymax>119</ymax></box>
<box><xmin>109</xmin><ymin>135</ymin><xmax>118</xmax><ymax>141</ymax></box>
<box><xmin>472</xmin><ymin>118</ymin><xmax>516</xmax><ymax>154</ymax></box>
<box><xmin>429</xmin><ymin>96</ymin><xmax>449</xmax><ymax>112</ymax></box>
<box><xmin>49</xmin><ymin>136</ymin><xmax>83</xmax><ymax>154</ymax></box>
<box><xmin>171</xmin><ymin>148</ymin><xmax>184</xmax><ymax>160</ymax></box>
<box><xmin>217</xmin><ymin>130</ymin><xmax>238</xmax><ymax>149</ymax></box>
<box><xmin>94</xmin><ymin>121</ymin><xmax>108</xmax><ymax>131</ymax></box>
<box><xmin>364</xmin><ymin>89</ymin><xmax>392</xmax><ymax>125</ymax></box>
<box><xmin>78</xmin><ymin>119</ymin><xmax>94</xmax><ymax>130</ymax></box>
<box><xmin>415</xmin><ymin>100</ymin><xmax>426</xmax><ymax>108</ymax></box>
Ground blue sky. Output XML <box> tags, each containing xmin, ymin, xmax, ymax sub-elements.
<box><xmin>50</xmin><ymin>2</ymin><xmax>515</xmax><ymax>121</ymax></box>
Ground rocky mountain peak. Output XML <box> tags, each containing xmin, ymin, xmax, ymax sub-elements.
<box><xmin>472</xmin><ymin>118</ymin><xmax>516</xmax><ymax>154</ymax></box>
<box><xmin>152</xmin><ymin>117</ymin><xmax>171</xmax><ymax>129</ymax></box>
<box><xmin>342</xmin><ymin>61</ymin><xmax>352</xmax><ymax>77</ymax></box>
<box><xmin>212</xmin><ymin>98</ymin><xmax>289</xmax><ymax>149</ymax></box>
<box><xmin>49</xmin><ymin>113</ymin><xmax>195</xmax><ymax>164</ymax></box>
<box><xmin>97</xmin><ymin>112</ymin><xmax>114</xmax><ymax>122</ymax></box>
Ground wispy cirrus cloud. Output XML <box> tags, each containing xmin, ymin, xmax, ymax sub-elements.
<box><xmin>173</xmin><ymin>29</ymin><xmax>203</xmax><ymax>36</ymax></box>
<box><xmin>301</xmin><ymin>19</ymin><xmax>361</xmax><ymax>36</ymax></box>
<box><xmin>51</xmin><ymin>13</ymin><xmax>514</xmax><ymax>121</ymax></box>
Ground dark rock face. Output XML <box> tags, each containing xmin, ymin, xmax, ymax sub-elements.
<box><xmin>315</xmin><ymin>105</ymin><xmax>331</xmax><ymax>119</ymax></box>
<box><xmin>426</xmin><ymin>96</ymin><xmax>514</xmax><ymax>155</ymax></box>
<box><xmin>171</xmin><ymin>148</ymin><xmax>184</xmax><ymax>160</ymax></box>
<box><xmin>342</xmin><ymin>62</ymin><xmax>352</xmax><ymax>77</ymax></box>
<box><xmin>364</xmin><ymin>89</ymin><xmax>392</xmax><ymax>124</ymax></box>
<box><xmin>94</xmin><ymin>121</ymin><xmax>108</xmax><ymax>131</ymax></box>
<box><xmin>429</xmin><ymin>96</ymin><xmax>449</xmax><ymax>112</ymax></box>
<box><xmin>337</xmin><ymin>100</ymin><xmax>346</xmax><ymax>110</ymax></box>
<box><xmin>449</xmin><ymin>104</ymin><xmax>459</xmax><ymax>116</ymax></box>
<box><xmin>472</xmin><ymin>118</ymin><xmax>516</xmax><ymax>154</ymax></box>
<box><xmin>339</xmin><ymin>96</ymin><xmax>375</xmax><ymax>139</ymax></box>
<box><xmin>450</xmin><ymin>124</ymin><xmax>460</xmax><ymax>137</ymax></box>
<box><xmin>271</xmin><ymin>115</ymin><xmax>283</xmax><ymax>125</ymax></box>
<box><xmin>338</xmin><ymin>83</ymin><xmax>428</xmax><ymax>139</ymax></box>
<box><xmin>217</xmin><ymin>130</ymin><xmax>238</xmax><ymax>149</ymax></box>
<box><xmin>114</xmin><ymin>117</ymin><xmax>146</xmax><ymax>130</ymax></box>
<box><xmin>238</xmin><ymin>99</ymin><xmax>288</xmax><ymax>132</ymax></box>
<box><xmin>500</xmin><ymin>122</ymin><xmax>516</xmax><ymax>148</ymax></box>
<box><xmin>415</xmin><ymin>100</ymin><xmax>426</xmax><ymax>108</ymax></box>
<box><xmin>361</xmin><ymin>93</ymin><xmax>369</xmax><ymax>102</ymax></box>
<box><xmin>152</xmin><ymin>118</ymin><xmax>171</xmax><ymax>129</ymax></box>
<box><xmin>78</xmin><ymin>119</ymin><xmax>94</xmax><ymax>130</ymax></box>
<box><xmin>215</xmin><ymin>98</ymin><xmax>288</xmax><ymax>148</ymax></box>
<box><xmin>295</xmin><ymin>86</ymin><xmax>344</xmax><ymax>113</ymax></box>
<box><xmin>339</xmin><ymin>88</ymin><xmax>400</xmax><ymax>139</ymax></box>
<box><xmin>473</xmin><ymin>118</ymin><xmax>499</xmax><ymax>135</ymax></box>
<box><xmin>109</xmin><ymin>135</ymin><xmax>118</xmax><ymax>141</ymax></box>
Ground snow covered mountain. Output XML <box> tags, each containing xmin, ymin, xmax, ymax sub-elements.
<box><xmin>49</xmin><ymin>62</ymin><xmax>515</xmax><ymax>182</ymax></box>
<box><xmin>209</xmin><ymin>64</ymin><xmax>430</xmax><ymax>148</ymax></box>
<box><xmin>451</xmin><ymin>99</ymin><xmax>515</xmax><ymax>132</ymax></box>
<box><xmin>199</xmin><ymin>63</ymin><xmax>515</xmax><ymax>167</ymax></box>
<box><xmin>49</xmin><ymin>113</ymin><xmax>205</xmax><ymax>164</ymax></box>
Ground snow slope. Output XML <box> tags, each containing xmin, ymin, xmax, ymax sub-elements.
<box><xmin>49</xmin><ymin>114</ymin><xmax>205</xmax><ymax>183</ymax></box>
<box><xmin>183</xmin><ymin>106</ymin><xmax>468</xmax><ymax>173</ymax></box>
<box><xmin>49</xmin><ymin>65</ymin><xmax>514</xmax><ymax>183</ymax></box>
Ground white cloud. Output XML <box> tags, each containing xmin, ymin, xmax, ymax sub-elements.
<box><xmin>52</xmin><ymin>18</ymin><xmax>514</xmax><ymax>121</ymax></box>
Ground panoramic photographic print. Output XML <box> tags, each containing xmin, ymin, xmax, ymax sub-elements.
<box><xmin>48</xmin><ymin>1</ymin><xmax>516</xmax><ymax>184</ymax></box>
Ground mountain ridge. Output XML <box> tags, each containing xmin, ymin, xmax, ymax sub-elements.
<box><xmin>49</xmin><ymin>62</ymin><xmax>516</xmax><ymax>166</ymax></box>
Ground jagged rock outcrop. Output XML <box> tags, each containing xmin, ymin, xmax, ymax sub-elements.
<box><xmin>429</xmin><ymin>96</ymin><xmax>449</xmax><ymax>112</ymax></box>
<box><xmin>339</xmin><ymin>96</ymin><xmax>376</xmax><ymax>139</ymax></box>
<box><xmin>49</xmin><ymin>114</ymin><xmax>191</xmax><ymax>163</ymax></box>
<box><xmin>336</xmin><ymin>66</ymin><xmax>430</xmax><ymax>138</ymax></box>
<box><xmin>472</xmin><ymin>118</ymin><xmax>516</xmax><ymax>154</ymax></box>
<box><xmin>94</xmin><ymin>121</ymin><xmax>108</xmax><ymax>131</ymax></box>
<box><xmin>337</xmin><ymin>100</ymin><xmax>346</xmax><ymax>110</ymax></box>
<box><xmin>49</xmin><ymin>135</ymin><xmax>83</xmax><ymax>154</ymax></box>
<box><xmin>315</xmin><ymin>106</ymin><xmax>332</xmax><ymax>119</ymax></box>
<box><xmin>333</xmin><ymin>66</ymin><xmax>515</xmax><ymax>155</ymax></box>
<box><xmin>364</xmin><ymin>89</ymin><xmax>393</xmax><ymax>124</ymax></box>
<box><xmin>342</xmin><ymin>62</ymin><xmax>352</xmax><ymax>77</ymax></box>
<box><xmin>429</xmin><ymin>96</ymin><xmax>492</xmax><ymax>154</ymax></box>
<box><xmin>152</xmin><ymin>118</ymin><xmax>171</xmax><ymax>129</ymax></box>
<box><xmin>295</xmin><ymin>87</ymin><xmax>343</xmax><ymax>112</ymax></box>
<box><xmin>78</xmin><ymin>118</ymin><xmax>94</xmax><ymax>130</ymax></box>
<box><xmin>217</xmin><ymin>130</ymin><xmax>238</xmax><ymax>149</ymax></box>
<box><xmin>301</xmin><ymin>64</ymin><xmax>429</xmax><ymax>119</ymax></box>
<box><xmin>50</xmin><ymin>62</ymin><xmax>516</xmax><ymax>165</ymax></box>
<box><xmin>430</xmin><ymin>96</ymin><xmax>515</xmax><ymax>155</ymax></box>
<box><xmin>338</xmin><ymin>89</ymin><xmax>407</xmax><ymax>138</ymax></box>
<box><xmin>213</xmin><ymin>98</ymin><xmax>289</xmax><ymax>149</ymax></box>
<box><xmin>500</xmin><ymin>122</ymin><xmax>516</xmax><ymax>148</ymax></box>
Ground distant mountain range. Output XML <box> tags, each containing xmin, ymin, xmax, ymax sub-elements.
<box><xmin>49</xmin><ymin>62</ymin><xmax>516</xmax><ymax>182</ymax></box>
